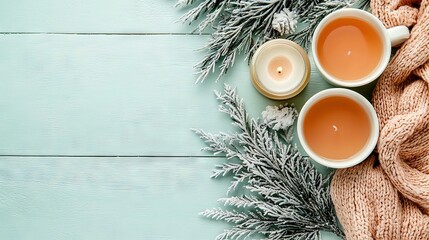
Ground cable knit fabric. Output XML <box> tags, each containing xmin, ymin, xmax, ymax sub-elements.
<box><xmin>330</xmin><ymin>1</ymin><xmax>429</xmax><ymax>239</ymax></box>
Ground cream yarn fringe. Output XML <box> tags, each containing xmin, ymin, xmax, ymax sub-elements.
<box><xmin>330</xmin><ymin>0</ymin><xmax>429</xmax><ymax>239</ymax></box>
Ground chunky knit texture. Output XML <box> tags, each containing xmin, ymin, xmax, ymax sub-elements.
<box><xmin>330</xmin><ymin>1</ymin><xmax>429</xmax><ymax>239</ymax></box>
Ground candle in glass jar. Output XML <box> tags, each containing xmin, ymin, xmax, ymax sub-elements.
<box><xmin>250</xmin><ymin>39</ymin><xmax>310</xmax><ymax>100</ymax></box>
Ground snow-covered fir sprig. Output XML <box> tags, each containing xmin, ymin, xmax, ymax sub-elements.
<box><xmin>194</xmin><ymin>84</ymin><xmax>344</xmax><ymax>240</ymax></box>
<box><xmin>176</xmin><ymin>0</ymin><xmax>370</xmax><ymax>82</ymax></box>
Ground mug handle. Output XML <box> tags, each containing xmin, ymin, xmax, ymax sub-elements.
<box><xmin>387</xmin><ymin>26</ymin><xmax>410</xmax><ymax>47</ymax></box>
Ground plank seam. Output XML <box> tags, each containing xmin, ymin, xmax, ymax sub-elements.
<box><xmin>0</xmin><ymin>155</ymin><xmax>225</xmax><ymax>158</ymax></box>
<box><xmin>0</xmin><ymin>155</ymin><xmax>310</xmax><ymax>158</ymax></box>
<box><xmin>0</xmin><ymin>32</ymin><xmax>210</xmax><ymax>36</ymax></box>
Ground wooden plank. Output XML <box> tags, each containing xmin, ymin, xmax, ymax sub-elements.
<box><xmin>0</xmin><ymin>0</ymin><xmax>196</xmax><ymax>33</ymax></box>
<box><xmin>0</xmin><ymin>157</ymin><xmax>229</xmax><ymax>239</ymax></box>
<box><xmin>0</xmin><ymin>156</ymin><xmax>339</xmax><ymax>240</ymax></box>
<box><xmin>0</xmin><ymin>34</ymin><xmax>373</xmax><ymax>156</ymax></box>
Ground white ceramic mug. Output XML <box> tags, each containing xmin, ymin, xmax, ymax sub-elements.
<box><xmin>312</xmin><ymin>8</ymin><xmax>410</xmax><ymax>87</ymax></box>
<box><xmin>297</xmin><ymin>88</ymin><xmax>379</xmax><ymax>168</ymax></box>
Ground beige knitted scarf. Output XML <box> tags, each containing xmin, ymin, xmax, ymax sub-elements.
<box><xmin>330</xmin><ymin>0</ymin><xmax>429</xmax><ymax>239</ymax></box>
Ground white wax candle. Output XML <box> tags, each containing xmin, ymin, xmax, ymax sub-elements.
<box><xmin>250</xmin><ymin>39</ymin><xmax>310</xmax><ymax>100</ymax></box>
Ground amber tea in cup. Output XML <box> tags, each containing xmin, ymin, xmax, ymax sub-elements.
<box><xmin>312</xmin><ymin>8</ymin><xmax>410</xmax><ymax>87</ymax></box>
<box><xmin>302</xmin><ymin>95</ymin><xmax>371</xmax><ymax>160</ymax></box>
<box><xmin>297</xmin><ymin>89</ymin><xmax>379</xmax><ymax>168</ymax></box>
<box><xmin>316</xmin><ymin>17</ymin><xmax>383</xmax><ymax>81</ymax></box>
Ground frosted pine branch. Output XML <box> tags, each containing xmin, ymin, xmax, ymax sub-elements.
<box><xmin>177</xmin><ymin>0</ymin><xmax>370</xmax><ymax>82</ymax></box>
<box><xmin>195</xmin><ymin>85</ymin><xmax>344</xmax><ymax>239</ymax></box>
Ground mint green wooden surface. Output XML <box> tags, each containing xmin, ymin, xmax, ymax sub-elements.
<box><xmin>0</xmin><ymin>1</ymin><xmax>372</xmax><ymax>239</ymax></box>
<box><xmin>0</xmin><ymin>157</ymin><xmax>230</xmax><ymax>239</ymax></box>
<box><xmin>0</xmin><ymin>1</ymin><xmax>190</xmax><ymax>33</ymax></box>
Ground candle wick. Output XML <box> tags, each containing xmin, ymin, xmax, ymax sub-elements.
<box><xmin>277</xmin><ymin>66</ymin><xmax>282</xmax><ymax>74</ymax></box>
